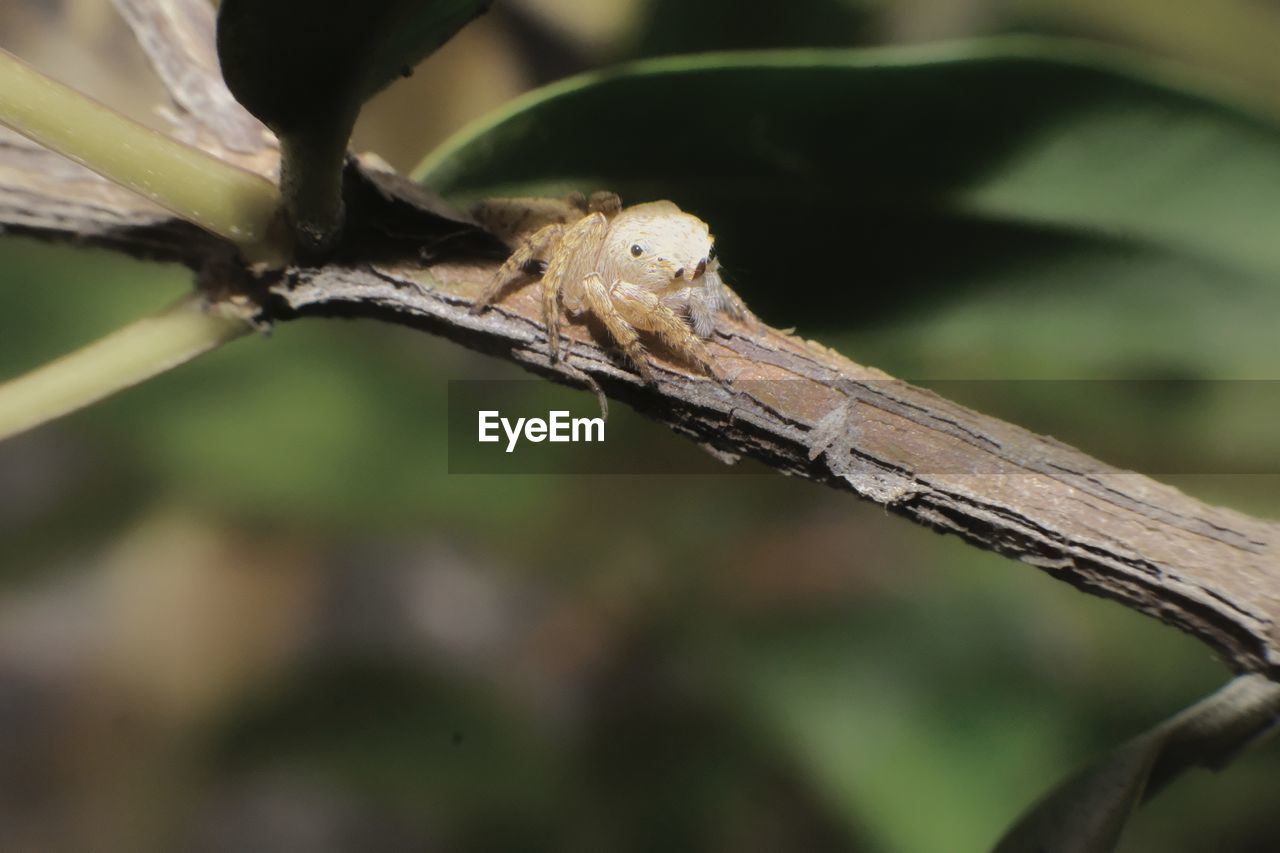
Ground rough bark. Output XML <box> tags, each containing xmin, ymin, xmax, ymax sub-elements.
<box><xmin>3</xmin><ymin>0</ymin><xmax>1278</xmax><ymax>677</ymax></box>
<box><xmin>269</xmin><ymin>260</ymin><xmax>1280</xmax><ymax>676</ymax></box>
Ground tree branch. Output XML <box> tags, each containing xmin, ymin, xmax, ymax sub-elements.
<box><xmin>267</xmin><ymin>257</ymin><xmax>1280</xmax><ymax>676</ymax></box>
<box><xmin>2</xmin><ymin>0</ymin><xmax>1277</xmax><ymax>678</ymax></box>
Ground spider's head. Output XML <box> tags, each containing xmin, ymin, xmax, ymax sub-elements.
<box><xmin>607</xmin><ymin>201</ymin><xmax>718</xmax><ymax>289</ymax></box>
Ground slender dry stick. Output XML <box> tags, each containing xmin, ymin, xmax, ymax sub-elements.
<box><xmin>0</xmin><ymin>49</ymin><xmax>284</xmax><ymax>264</ymax></box>
<box><xmin>0</xmin><ymin>295</ymin><xmax>253</xmax><ymax>441</ymax></box>
<box><xmin>279</xmin><ymin>260</ymin><xmax>1280</xmax><ymax>676</ymax></box>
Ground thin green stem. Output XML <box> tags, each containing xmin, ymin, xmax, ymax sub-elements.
<box><xmin>0</xmin><ymin>49</ymin><xmax>287</xmax><ymax>265</ymax></box>
<box><xmin>0</xmin><ymin>295</ymin><xmax>253</xmax><ymax>442</ymax></box>
<box><xmin>278</xmin><ymin>123</ymin><xmax>352</xmax><ymax>258</ymax></box>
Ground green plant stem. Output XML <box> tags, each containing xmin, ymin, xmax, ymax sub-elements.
<box><xmin>0</xmin><ymin>49</ymin><xmax>286</xmax><ymax>264</ymax></box>
<box><xmin>278</xmin><ymin>122</ymin><xmax>352</xmax><ymax>258</ymax></box>
<box><xmin>0</xmin><ymin>295</ymin><xmax>253</xmax><ymax>442</ymax></box>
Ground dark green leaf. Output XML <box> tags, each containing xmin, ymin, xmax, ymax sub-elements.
<box><xmin>217</xmin><ymin>0</ymin><xmax>491</xmax><ymax>135</ymax></box>
<box><xmin>995</xmin><ymin>675</ymin><xmax>1280</xmax><ymax>853</ymax></box>
<box><xmin>415</xmin><ymin>39</ymin><xmax>1280</xmax><ymax>382</ymax></box>
<box><xmin>217</xmin><ymin>0</ymin><xmax>491</xmax><ymax>253</ymax></box>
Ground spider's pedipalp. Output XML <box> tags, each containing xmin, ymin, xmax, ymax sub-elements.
<box><xmin>581</xmin><ymin>273</ymin><xmax>654</xmax><ymax>382</ymax></box>
<box><xmin>664</xmin><ymin>286</ymin><xmax>716</xmax><ymax>338</ymax></box>
<box><xmin>614</xmin><ymin>282</ymin><xmax>717</xmax><ymax>379</ymax></box>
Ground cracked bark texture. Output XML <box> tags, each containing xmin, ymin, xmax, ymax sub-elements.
<box><xmin>3</xmin><ymin>0</ymin><xmax>1278</xmax><ymax>676</ymax></box>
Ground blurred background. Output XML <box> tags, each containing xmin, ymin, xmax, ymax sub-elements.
<box><xmin>2</xmin><ymin>1</ymin><xmax>1279</xmax><ymax>850</ymax></box>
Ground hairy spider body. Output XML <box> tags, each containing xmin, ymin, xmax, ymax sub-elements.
<box><xmin>469</xmin><ymin>192</ymin><xmax>754</xmax><ymax>383</ymax></box>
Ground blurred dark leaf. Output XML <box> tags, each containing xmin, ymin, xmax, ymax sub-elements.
<box><xmin>995</xmin><ymin>675</ymin><xmax>1280</xmax><ymax>853</ymax></box>
<box><xmin>415</xmin><ymin>37</ymin><xmax>1280</xmax><ymax>484</ymax></box>
<box><xmin>216</xmin><ymin>0</ymin><xmax>493</xmax><ymax>135</ymax></box>
<box><xmin>415</xmin><ymin>39</ymin><xmax>1280</xmax><ymax>381</ymax></box>
<box><xmin>216</xmin><ymin>0</ymin><xmax>492</xmax><ymax>251</ymax></box>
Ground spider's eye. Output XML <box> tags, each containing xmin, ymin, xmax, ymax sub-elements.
<box><xmin>707</xmin><ymin>244</ymin><xmax>717</xmax><ymax>261</ymax></box>
<box><xmin>629</xmin><ymin>244</ymin><xmax>644</xmax><ymax>258</ymax></box>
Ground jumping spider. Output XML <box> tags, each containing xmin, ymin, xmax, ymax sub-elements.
<box><xmin>469</xmin><ymin>191</ymin><xmax>755</xmax><ymax>383</ymax></box>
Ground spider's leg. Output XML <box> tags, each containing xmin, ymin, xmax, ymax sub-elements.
<box><xmin>541</xmin><ymin>212</ymin><xmax>609</xmax><ymax>362</ymax></box>
<box><xmin>562</xmin><ymin>190</ymin><xmax>620</xmax><ymax>217</ymax></box>
<box><xmin>469</xmin><ymin>222</ymin><xmax>563</xmax><ymax>315</ymax></box>
<box><xmin>587</xmin><ymin>191</ymin><xmax>622</xmax><ymax>217</ymax></box>
<box><xmin>581</xmin><ymin>273</ymin><xmax>655</xmax><ymax>383</ymax></box>
<box><xmin>613</xmin><ymin>282</ymin><xmax>718</xmax><ymax>380</ymax></box>
<box><xmin>721</xmin><ymin>285</ymin><xmax>758</xmax><ymax>326</ymax></box>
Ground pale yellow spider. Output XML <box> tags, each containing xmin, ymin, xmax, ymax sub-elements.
<box><xmin>469</xmin><ymin>191</ymin><xmax>754</xmax><ymax>383</ymax></box>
